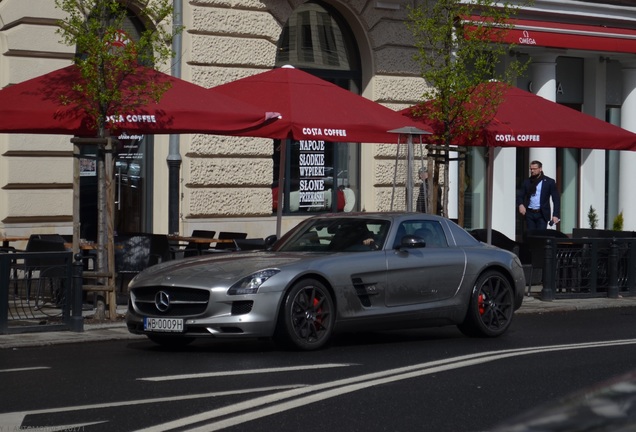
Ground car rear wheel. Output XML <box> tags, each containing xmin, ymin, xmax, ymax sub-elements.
<box><xmin>458</xmin><ymin>270</ymin><xmax>514</xmax><ymax>338</ymax></box>
<box><xmin>276</xmin><ymin>279</ymin><xmax>335</xmax><ymax>351</ymax></box>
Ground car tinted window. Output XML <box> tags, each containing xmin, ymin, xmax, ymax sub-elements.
<box><xmin>278</xmin><ymin>218</ymin><xmax>389</xmax><ymax>252</ymax></box>
<box><xmin>394</xmin><ymin>220</ymin><xmax>447</xmax><ymax>248</ymax></box>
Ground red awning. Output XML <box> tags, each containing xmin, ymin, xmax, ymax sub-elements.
<box><xmin>466</xmin><ymin>16</ymin><xmax>636</xmax><ymax>54</ymax></box>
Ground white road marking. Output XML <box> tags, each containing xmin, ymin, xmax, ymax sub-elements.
<box><xmin>138</xmin><ymin>363</ymin><xmax>355</xmax><ymax>382</ymax></box>
<box><xmin>133</xmin><ymin>339</ymin><xmax>636</xmax><ymax>432</ymax></box>
<box><xmin>4</xmin><ymin>340</ymin><xmax>636</xmax><ymax>432</ymax></box>
<box><xmin>0</xmin><ymin>385</ymin><xmax>304</xmax><ymax>431</ymax></box>
<box><xmin>0</xmin><ymin>366</ymin><xmax>50</xmax><ymax>373</ymax></box>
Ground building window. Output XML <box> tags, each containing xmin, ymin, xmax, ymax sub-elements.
<box><xmin>274</xmin><ymin>1</ymin><xmax>361</xmax><ymax>215</ymax></box>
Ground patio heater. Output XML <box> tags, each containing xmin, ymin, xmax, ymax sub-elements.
<box><xmin>388</xmin><ymin>127</ymin><xmax>431</xmax><ymax>212</ymax></box>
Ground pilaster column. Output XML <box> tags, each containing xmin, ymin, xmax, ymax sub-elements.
<box><xmin>619</xmin><ymin>61</ymin><xmax>636</xmax><ymax>230</ymax></box>
<box><xmin>529</xmin><ymin>54</ymin><xmax>558</xmax><ymax>176</ymax></box>
<box><xmin>491</xmin><ymin>147</ymin><xmax>516</xmax><ymax>238</ymax></box>
<box><xmin>580</xmin><ymin>57</ymin><xmax>607</xmax><ymax>229</ymax></box>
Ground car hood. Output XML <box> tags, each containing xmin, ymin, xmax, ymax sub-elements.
<box><xmin>129</xmin><ymin>251</ymin><xmax>320</xmax><ymax>288</ymax></box>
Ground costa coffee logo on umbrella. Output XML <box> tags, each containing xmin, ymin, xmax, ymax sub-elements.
<box><xmin>302</xmin><ymin>127</ymin><xmax>348</xmax><ymax>138</ymax></box>
<box><xmin>106</xmin><ymin>114</ymin><xmax>157</xmax><ymax>124</ymax></box>
<box><xmin>495</xmin><ymin>134</ymin><xmax>541</xmax><ymax>143</ymax></box>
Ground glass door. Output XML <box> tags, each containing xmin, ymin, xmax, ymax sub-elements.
<box><xmin>114</xmin><ymin>133</ymin><xmax>151</xmax><ymax>234</ymax></box>
<box><xmin>79</xmin><ymin>133</ymin><xmax>152</xmax><ymax>239</ymax></box>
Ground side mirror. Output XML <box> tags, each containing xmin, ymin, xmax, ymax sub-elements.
<box><xmin>264</xmin><ymin>234</ymin><xmax>278</xmax><ymax>249</ymax></box>
<box><xmin>399</xmin><ymin>235</ymin><xmax>426</xmax><ymax>249</ymax></box>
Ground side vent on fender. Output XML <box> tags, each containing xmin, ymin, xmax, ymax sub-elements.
<box><xmin>351</xmin><ymin>277</ymin><xmax>379</xmax><ymax>307</ymax></box>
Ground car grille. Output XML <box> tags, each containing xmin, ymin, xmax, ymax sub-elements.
<box><xmin>131</xmin><ymin>286</ymin><xmax>209</xmax><ymax>316</ymax></box>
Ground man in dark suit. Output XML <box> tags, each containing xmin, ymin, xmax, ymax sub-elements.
<box><xmin>516</xmin><ymin>160</ymin><xmax>561</xmax><ymax>230</ymax></box>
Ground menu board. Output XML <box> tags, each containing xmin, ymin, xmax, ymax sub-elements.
<box><xmin>298</xmin><ymin>140</ymin><xmax>326</xmax><ymax>209</ymax></box>
<box><xmin>117</xmin><ymin>132</ymin><xmax>145</xmax><ymax>159</ymax></box>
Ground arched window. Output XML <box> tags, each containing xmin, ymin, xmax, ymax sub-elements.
<box><xmin>273</xmin><ymin>1</ymin><xmax>362</xmax><ymax>214</ymax></box>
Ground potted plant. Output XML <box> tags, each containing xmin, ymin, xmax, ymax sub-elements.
<box><xmin>588</xmin><ymin>205</ymin><xmax>599</xmax><ymax>229</ymax></box>
<box><xmin>613</xmin><ymin>211</ymin><xmax>624</xmax><ymax>231</ymax></box>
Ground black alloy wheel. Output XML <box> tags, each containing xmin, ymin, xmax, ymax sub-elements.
<box><xmin>458</xmin><ymin>270</ymin><xmax>514</xmax><ymax>337</ymax></box>
<box><xmin>276</xmin><ymin>278</ymin><xmax>335</xmax><ymax>351</ymax></box>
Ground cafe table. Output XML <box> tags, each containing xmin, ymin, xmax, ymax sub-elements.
<box><xmin>167</xmin><ymin>234</ymin><xmax>235</xmax><ymax>256</ymax></box>
<box><xmin>167</xmin><ymin>234</ymin><xmax>234</xmax><ymax>244</ymax></box>
<box><xmin>0</xmin><ymin>235</ymin><xmax>30</xmax><ymax>248</ymax></box>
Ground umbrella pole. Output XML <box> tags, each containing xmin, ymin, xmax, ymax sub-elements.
<box><xmin>391</xmin><ymin>141</ymin><xmax>400</xmax><ymax>211</ymax></box>
<box><xmin>275</xmin><ymin>139</ymin><xmax>288</xmax><ymax>238</ymax></box>
<box><xmin>486</xmin><ymin>146</ymin><xmax>494</xmax><ymax>245</ymax></box>
<box><xmin>72</xmin><ymin>141</ymin><xmax>80</xmax><ymax>256</ymax></box>
<box><xmin>406</xmin><ymin>134</ymin><xmax>414</xmax><ymax>212</ymax></box>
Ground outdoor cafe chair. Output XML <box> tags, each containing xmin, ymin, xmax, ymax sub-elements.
<box><xmin>212</xmin><ymin>231</ymin><xmax>248</xmax><ymax>251</ymax></box>
<box><xmin>169</xmin><ymin>230</ymin><xmax>217</xmax><ymax>258</ymax></box>
<box><xmin>150</xmin><ymin>234</ymin><xmax>173</xmax><ymax>264</ymax></box>
<box><xmin>116</xmin><ymin>233</ymin><xmax>174</xmax><ymax>292</ymax></box>
<box><xmin>115</xmin><ymin>234</ymin><xmax>152</xmax><ymax>292</ymax></box>
<box><xmin>21</xmin><ymin>235</ymin><xmax>69</xmax><ymax>311</ymax></box>
<box><xmin>233</xmin><ymin>238</ymin><xmax>266</xmax><ymax>251</ymax></box>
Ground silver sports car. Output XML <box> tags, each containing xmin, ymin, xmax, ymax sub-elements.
<box><xmin>126</xmin><ymin>213</ymin><xmax>526</xmax><ymax>350</ymax></box>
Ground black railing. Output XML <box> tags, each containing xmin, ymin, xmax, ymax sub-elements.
<box><xmin>540</xmin><ymin>238</ymin><xmax>636</xmax><ymax>300</ymax></box>
<box><xmin>0</xmin><ymin>251</ymin><xmax>84</xmax><ymax>334</ymax></box>
<box><xmin>3</xmin><ymin>237</ymin><xmax>635</xmax><ymax>331</ymax></box>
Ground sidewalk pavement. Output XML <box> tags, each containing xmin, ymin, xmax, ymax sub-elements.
<box><xmin>2</xmin><ymin>291</ymin><xmax>636</xmax><ymax>349</ymax></box>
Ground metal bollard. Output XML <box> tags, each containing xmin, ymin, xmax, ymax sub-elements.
<box><xmin>70</xmin><ymin>253</ymin><xmax>85</xmax><ymax>332</ymax></box>
<box><xmin>541</xmin><ymin>239</ymin><xmax>555</xmax><ymax>301</ymax></box>
<box><xmin>607</xmin><ymin>240</ymin><xmax>619</xmax><ymax>299</ymax></box>
<box><xmin>0</xmin><ymin>256</ymin><xmax>9</xmax><ymax>334</ymax></box>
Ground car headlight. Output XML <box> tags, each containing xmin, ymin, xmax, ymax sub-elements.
<box><xmin>228</xmin><ymin>269</ymin><xmax>280</xmax><ymax>295</ymax></box>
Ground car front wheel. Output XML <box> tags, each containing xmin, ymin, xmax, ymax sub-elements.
<box><xmin>458</xmin><ymin>270</ymin><xmax>514</xmax><ymax>338</ymax></box>
<box><xmin>276</xmin><ymin>279</ymin><xmax>335</xmax><ymax>351</ymax></box>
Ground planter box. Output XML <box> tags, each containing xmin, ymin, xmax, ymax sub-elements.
<box><xmin>572</xmin><ymin>228</ymin><xmax>636</xmax><ymax>239</ymax></box>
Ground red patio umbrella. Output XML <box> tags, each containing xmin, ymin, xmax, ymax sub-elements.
<box><xmin>210</xmin><ymin>66</ymin><xmax>431</xmax><ymax>143</ymax></box>
<box><xmin>401</xmin><ymin>81</ymin><xmax>636</xmax><ymax>243</ymax></box>
<box><xmin>0</xmin><ymin>64</ymin><xmax>278</xmax><ymax>136</ymax></box>
<box><xmin>0</xmin><ymin>64</ymin><xmax>279</xmax><ymax>320</ymax></box>
<box><xmin>401</xmin><ymin>81</ymin><xmax>636</xmax><ymax>151</ymax></box>
<box><xmin>211</xmin><ymin>66</ymin><xmax>431</xmax><ymax>235</ymax></box>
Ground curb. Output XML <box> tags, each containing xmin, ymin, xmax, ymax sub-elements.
<box><xmin>3</xmin><ymin>296</ymin><xmax>636</xmax><ymax>349</ymax></box>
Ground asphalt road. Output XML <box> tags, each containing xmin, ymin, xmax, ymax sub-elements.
<box><xmin>2</xmin><ymin>307</ymin><xmax>636</xmax><ymax>432</ymax></box>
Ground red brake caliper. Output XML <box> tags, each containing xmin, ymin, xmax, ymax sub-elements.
<box><xmin>313</xmin><ymin>297</ymin><xmax>322</xmax><ymax>326</ymax></box>
<box><xmin>478</xmin><ymin>293</ymin><xmax>486</xmax><ymax>315</ymax></box>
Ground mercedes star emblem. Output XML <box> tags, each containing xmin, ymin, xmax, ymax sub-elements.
<box><xmin>155</xmin><ymin>291</ymin><xmax>171</xmax><ymax>312</ymax></box>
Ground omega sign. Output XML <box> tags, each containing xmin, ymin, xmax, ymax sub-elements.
<box><xmin>519</xmin><ymin>30</ymin><xmax>537</xmax><ymax>45</ymax></box>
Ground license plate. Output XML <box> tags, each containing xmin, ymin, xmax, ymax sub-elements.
<box><xmin>144</xmin><ymin>317</ymin><xmax>184</xmax><ymax>333</ymax></box>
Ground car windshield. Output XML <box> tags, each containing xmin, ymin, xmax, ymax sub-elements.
<box><xmin>277</xmin><ymin>217</ymin><xmax>390</xmax><ymax>252</ymax></box>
